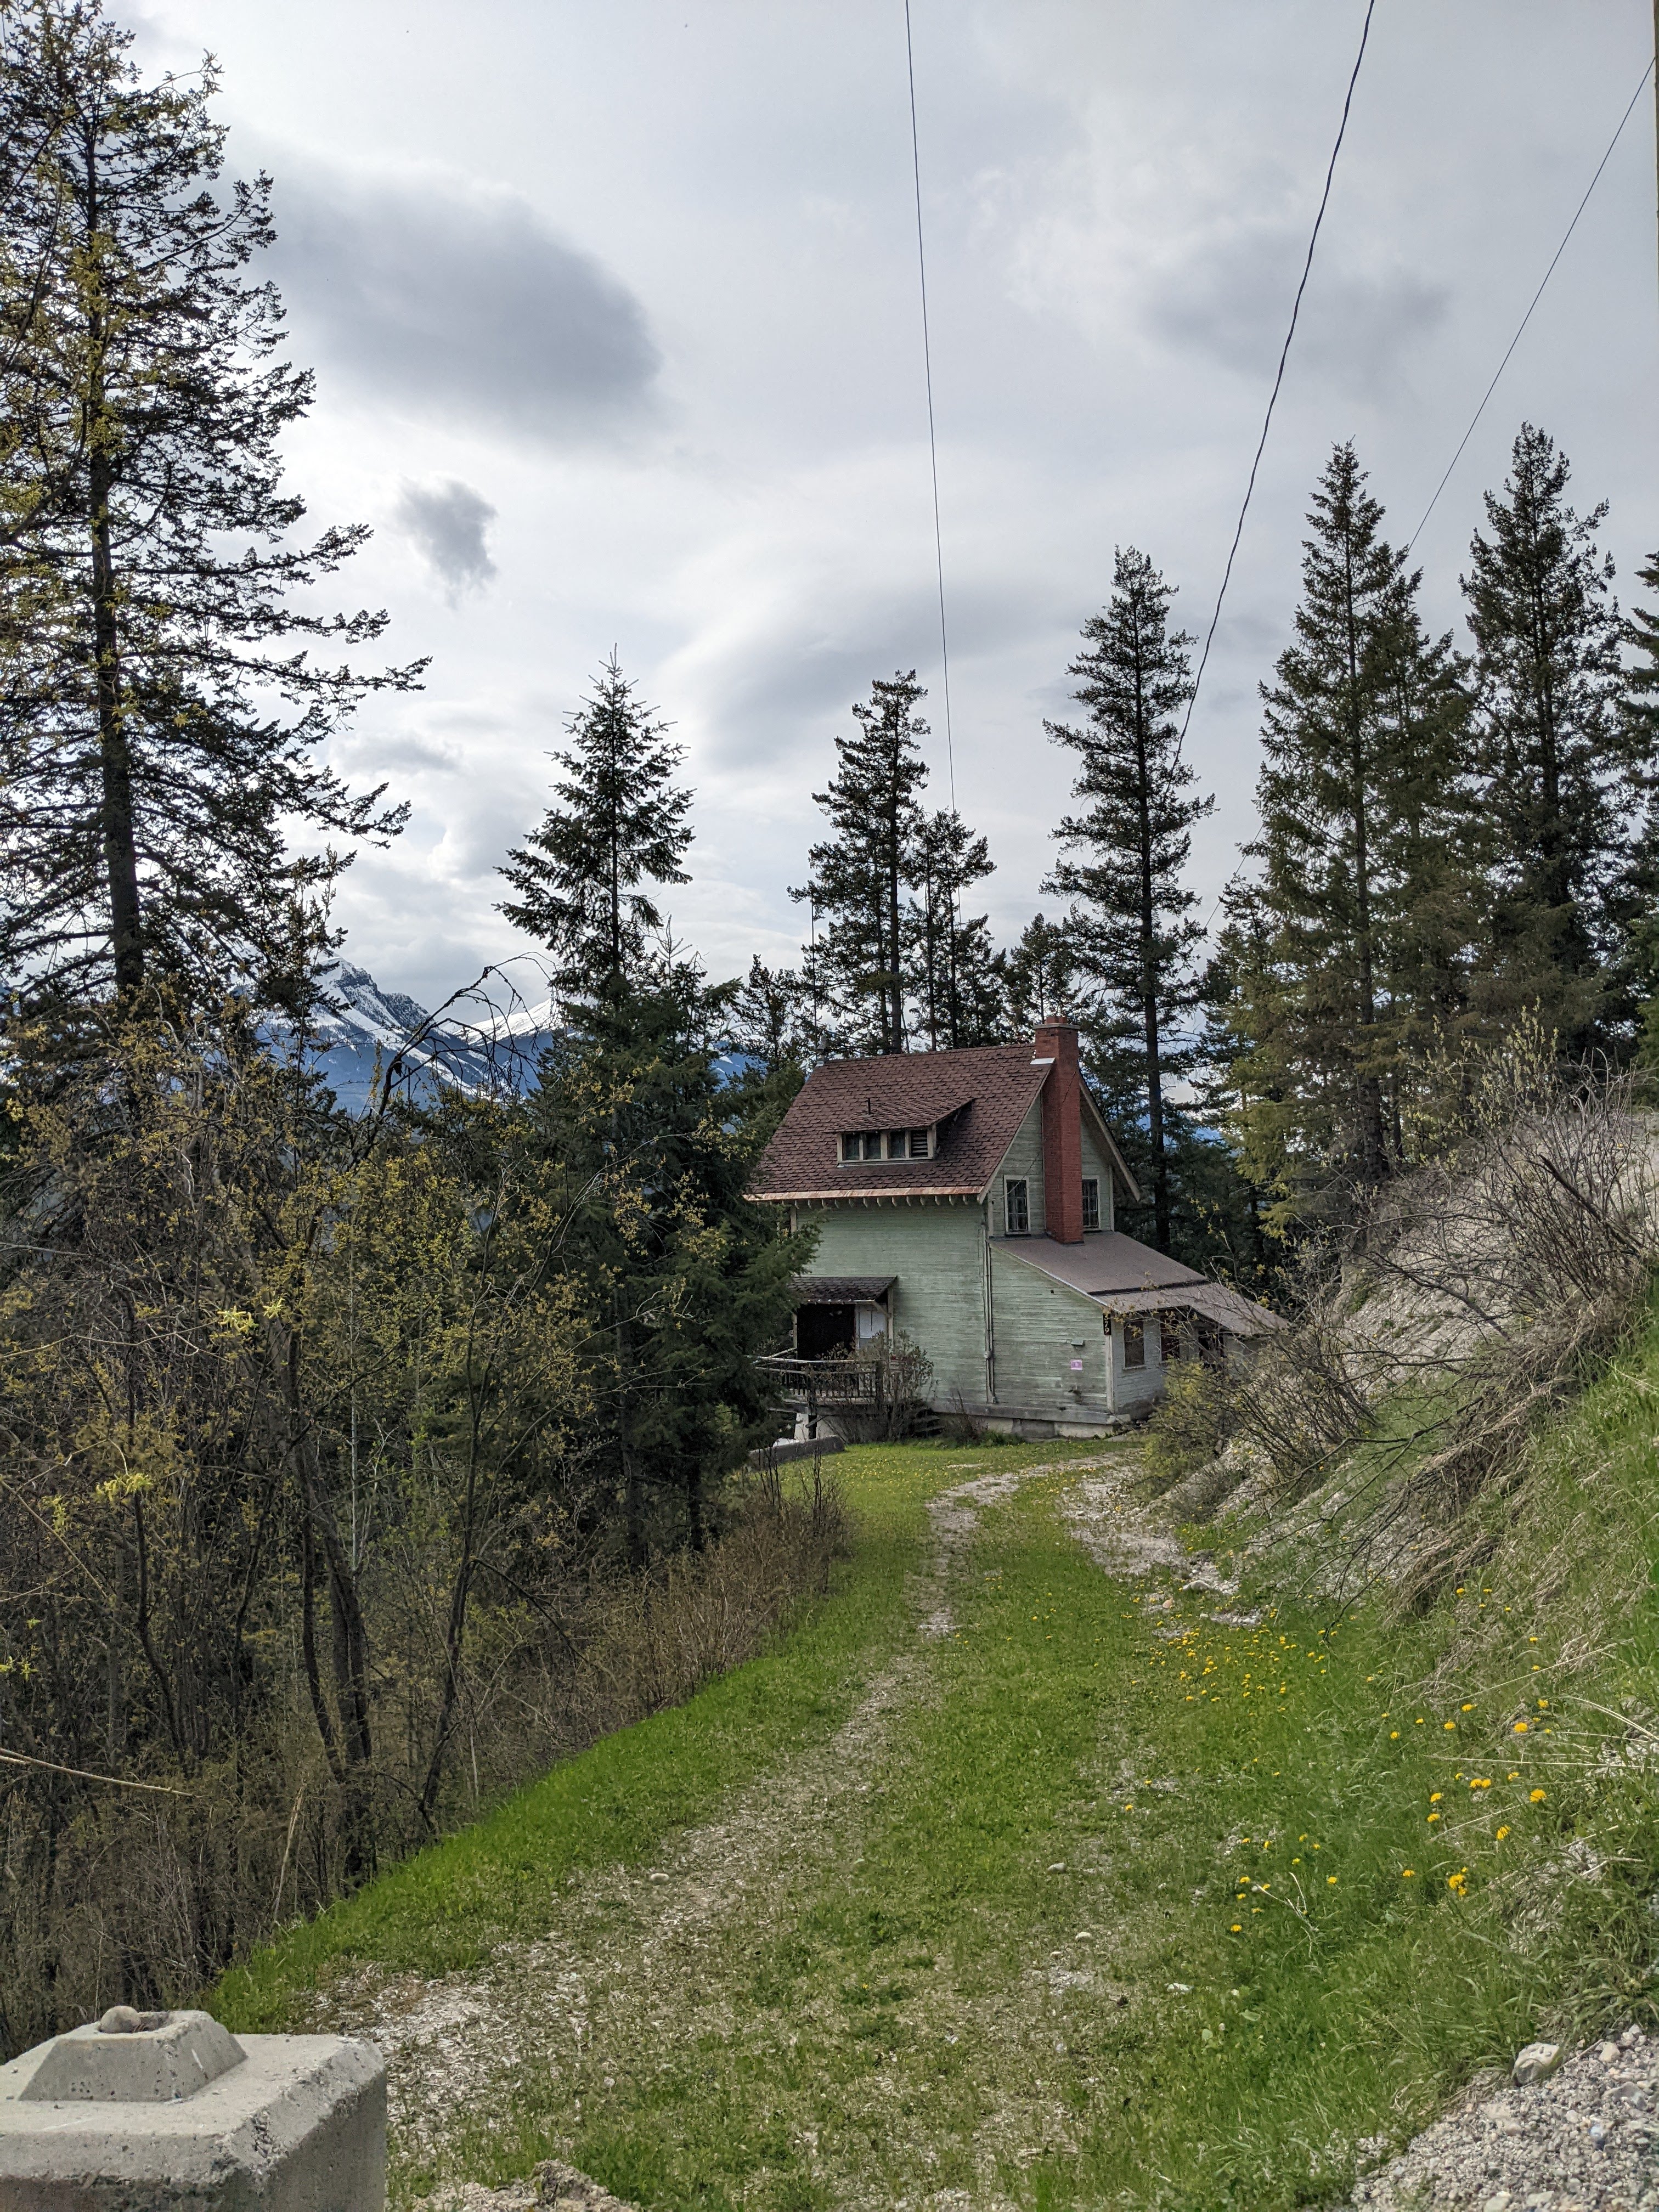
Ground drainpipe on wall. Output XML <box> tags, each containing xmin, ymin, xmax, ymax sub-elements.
<box><xmin>982</xmin><ymin>1197</ymin><xmax>996</xmax><ymax>1406</ymax></box>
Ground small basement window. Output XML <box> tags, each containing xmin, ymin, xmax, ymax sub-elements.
<box><xmin>1081</xmin><ymin>1176</ymin><xmax>1100</xmax><ymax>1232</ymax></box>
<box><xmin>1122</xmin><ymin>1317</ymin><xmax>1146</xmax><ymax>1370</ymax></box>
<box><xmin>1004</xmin><ymin>1176</ymin><xmax>1029</xmax><ymax>1235</ymax></box>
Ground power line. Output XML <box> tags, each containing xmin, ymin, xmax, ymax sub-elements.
<box><xmin>904</xmin><ymin>0</ymin><xmax>956</xmax><ymax>810</ymax></box>
<box><xmin>1180</xmin><ymin>0</ymin><xmax>1378</xmax><ymax>749</ymax></box>
<box><xmin>1404</xmin><ymin>56</ymin><xmax>1655</xmax><ymax>554</ymax></box>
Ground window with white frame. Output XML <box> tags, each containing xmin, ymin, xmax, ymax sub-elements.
<box><xmin>1122</xmin><ymin>1316</ymin><xmax>1146</xmax><ymax>1369</ymax></box>
<box><xmin>1004</xmin><ymin>1176</ymin><xmax>1029</xmax><ymax>1234</ymax></box>
<box><xmin>1081</xmin><ymin>1176</ymin><xmax>1100</xmax><ymax>1233</ymax></box>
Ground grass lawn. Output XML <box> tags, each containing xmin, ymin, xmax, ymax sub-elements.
<box><xmin>214</xmin><ymin>1438</ymin><xmax>1099</xmax><ymax>2028</ymax></box>
<box><xmin>215</xmin><ymin>1358</ymin><xmax>1659</xmax><ymax>2210</ymax></box>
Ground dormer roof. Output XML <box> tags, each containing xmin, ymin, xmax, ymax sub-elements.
<box><xmin>748</xmin><ymin>1041</ymin><xmax>1137</xmax><ymax>1204</ymax></box>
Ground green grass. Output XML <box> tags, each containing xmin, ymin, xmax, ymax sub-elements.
<box><xmin>215</xmin><ymin>1344</ymin><xmax>1659</xmax><ymax>2209</ymax></box>
<box><xmin>213</xmin><ymin>1438</ymin><xmax>1101</xmax><ymax>2030</ymax></box>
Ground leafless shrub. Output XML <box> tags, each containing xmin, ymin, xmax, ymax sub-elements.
<box><xmin>0</xmin><ymin>1466</ymin><xmax>847</xmax><ymax>2056</ymax></box>
<box><xmin>1232</xmin><ymin>1035</ymin><xmax>1659</xmax><ymax>1587</ymax></box>
<box><xmin>831</xmin><ymin>1333</ymin><xmax>936</xmax><ymax>1443</ymax></box>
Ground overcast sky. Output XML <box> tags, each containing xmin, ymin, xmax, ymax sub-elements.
<box><xmin>137</xmin><ymin>0</ymin><xmax>1659</xmax><ymax>1012</ymax></box>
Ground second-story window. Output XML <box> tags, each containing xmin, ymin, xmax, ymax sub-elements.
<box><xmin>1081</xmin><ymin>1176</ymin><xmax>1100</xmax><ymax>1233</ymax></box>
<box><xmin>1004</xmin><ymin>1176</ymin><xmax>1029</xmax><ymax>1235</ymax></box>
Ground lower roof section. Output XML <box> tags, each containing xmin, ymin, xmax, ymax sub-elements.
<box><xmin>790</xmin><ymin>1274</ymin><xmax>896</xmax><ymax>1304</ymax></box>
<box><xmin>991</xmin><ymin>1231</ymin><xmax>1283</xmax><ymax>1338</ymax></box>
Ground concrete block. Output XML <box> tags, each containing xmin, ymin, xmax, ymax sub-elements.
<box><xmin>0</xmin><ymin>2007</ymin><xmax>385</xmax><ymax>2211</ymax></box>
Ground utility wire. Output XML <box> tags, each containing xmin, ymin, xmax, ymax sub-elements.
<box><xmin>904</xmin><ymin>0</ymin><xmax>956</xmax><ymax>810</ymax></box>
<box><xmin>1404</xmin><ymin>56</ymin><xmax>1655</xmax><ymax>554</ymax></box>
<box><xmin>1181</xmin><ymin>0</ymin><xmax>1378</xmax><ymax>749</ymax></box>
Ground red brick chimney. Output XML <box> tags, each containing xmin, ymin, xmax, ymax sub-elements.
<box><xmin>1034</xmin><ymin>1020</ymin><xmax>1083</xmax><ymax>1243</ymax></box>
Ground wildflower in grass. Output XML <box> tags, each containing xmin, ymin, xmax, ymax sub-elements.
<box><xmin>1530</xmin><ymin>1788</ymin><xmax>1546</xmax><ymax>1803</ymax></box>
<box><xmin>1462</xmin><ymin>1702</ymin><xmax>1474</xmax><ymax>1711</ymax></box>
<box><xmin>1447</xmin><ymin>1870</ymin><xmax>1468</xmax><ymax>1896</ymax></box>
<box><xmin>1390</xmin><ymin>1729</ymin><xmax>1400</xmax><ymax>1739</ymax></box>
<box><xmin>1401</xmin><ymin>1868</ymin><xmax>1415</xmax><ymax>1878</ymax></box>
<box><xmin>1508</xmin><ymin>1770</ymin><xmax>1520</xmax><ymax>1780</ymax></box>
<box><xmin>1443</xmin><ymin>1720</ymin><xmax>1457</xmax><ymax>1731</ymax></box>
<box><xmin>1327</xmin><ymin>1875</ymin><xmax>1337</xmax><ymax>1886</ymax></box>
<box><xmin>1497</xmin><ymin>1825</ymin><xmax>1510</xmax><ymax>1839</ymax></box>
<box><xmin>1427</xmin><ymin>1813</ymin><xmax>1440</xmax><ymax>1824</ymax></box>
<box><xmin>1514</xmin><ymin>1721</ymin><xmax>1528</xmax><ymax>1733</ymax></box>
<box><xmin>1537</xmin><ymin>1697</ymin><xmax>1549</xmax><ymax>1709</ymax></box>
<box><xmin>1429</xmin><ymin>1792</ymin><xmax>1442</xmax><ymax>1803</ymax></box>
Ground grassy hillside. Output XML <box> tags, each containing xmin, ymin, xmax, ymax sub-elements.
<box><xmin>211</xmin><ymin>1331</ymin><xmax>1659</xmax><ymax>2209</ymax></box>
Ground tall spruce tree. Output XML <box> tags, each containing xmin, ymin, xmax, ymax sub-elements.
<box><xmin>1044</xmin><ymin>548</ymin><xmax>1212</xmax><ymax>1252</ymax></box>
<box><xmin>792</xmin><ymin>672</ymin><xmax>930</xmax><ymax>1055</ymax></box>
<box><xmin>0</xmin><ymin>1</ymin><xmax>415</xmax><ymax>1016</ymax></box>
<box><xmin>1000</xmin><ymin>912</ymin><xmax>1082</xmax><ymax>1036</ymax></box>
<box><xmin>498</xmin><ymin>654</ymin><xmax>692</xmax><ymax>1008</ymax></box>
<box><xmin>1229</xmin><ymin>442</ymin><xmax>1475</xmax><ymax>1214</ymax></box>
<box><xmin>1463</xmin><ymin>424</ymin><xmax>1633</xmax><ymax>1047</ymax></box>
<box><xmin>909</xmin><ymin>807</ymin><xmax>998</xmax><ymax>1049</ymax></box>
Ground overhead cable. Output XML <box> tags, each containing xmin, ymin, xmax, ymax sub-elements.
<box><xmin>1404</xmin><ymin>56</ymin><xmax>1655</xmax><ymax>554</ymax></box>
<box><xmin>904</xmin><ymin>0</ymin><xmax>956</xmax><ymax>809</ymax></box>
<box><xmin>1181</xmin><ymin>0</ymin><xmax>1378</xmax><ymax>749</ymax></box>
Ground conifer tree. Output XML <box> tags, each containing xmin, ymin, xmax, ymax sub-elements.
<box><xmin>909</xmin><ymin>807</ymin><xmax>998</xmax><ymax>1048</ymax></box>
<box><xmin>1463</xmin><ymin>424</ymin><xmax>1633</xmax><ymax>1046</ymax></box>
<box><xmin>999</xmin><ymin>912</ymin><xmax>1081</xmax><ymax>1037</ymax></box>
<box><xmin>792</xmin><ymin>672</ymin><xmax>930</xmax><ymax>1055</ymax></box>
<box><xmin>1044</xmin><ymin>548</ymin><xmax>1212</xmax><ymax>1252</ymax></box>
<box><xmin>1228</xmin><ymin>444</ymin><xmax>1474</xmax><ymax>1211</ymax></box>
<box><xmin>498</xmin><ymin>654</ymin><xmax>692</xmax><ymax>1008</ymax></box>
<box><xmin>0</xmin><ymin>1</ymin><xmax>415</xmax><ymax>1016</ymax></box>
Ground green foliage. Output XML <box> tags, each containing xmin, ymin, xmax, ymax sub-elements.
<box><xmin>0</xmin><ymin>0</ymin><xmax>415</xmax><ymax>1013</ymax></box>
<box><xmin>1465</xmin><ymin>424</ymin><xmax>1634</xmax><ymax>1046</ymax></box>
<box><xmin>1225</xmin><ymin>442</ymin><xmax>1478</xmax><ymax>1222</ymax></box>
<box><xmin>1045</xmin><ymin>546</ymin><xmax>1214</xmax><ymax>1252</ymax></box>
<box><xmin>497</xmin><ymin>653</ymin><xmax>692</xmax><ymax>1008</ymax></box>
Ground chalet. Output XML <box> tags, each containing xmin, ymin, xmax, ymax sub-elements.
<box><xmin>748</xmin><ymin>1019</ymin><xmax>1279</xmax><ymax>1437</ymax></box>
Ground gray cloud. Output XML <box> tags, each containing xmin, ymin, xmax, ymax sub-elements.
<box><xmin>395</xmin><ymin>478</ymin><xmax>498</xmax><ymax>602</ymax></box>
<box><xmin>271</xmin><ymin>165</ymin><xmax>661</xmax><ymax>438</ymax></box>
<box><xmin>1147</xmin><ymin>225</ymin><xmax>1449</xmax><ymax>398</ymax></box>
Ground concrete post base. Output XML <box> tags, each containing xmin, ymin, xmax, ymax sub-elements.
<box><xmin>0</xmin><ymin>2009</ymin><xmax>385</xmax><ymax>2211</ymax></box>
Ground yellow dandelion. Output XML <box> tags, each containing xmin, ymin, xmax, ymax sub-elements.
<box><xmin>1401</xmin><ymin>1868</ymin><xmax>1415</xmax><ymax>1878</ymax></box>
<box><xmin>1514</xmin><ymin>1720</ymin><xmax>1528</xmax><ymax>1733</ymax></box>
<box><xmin>1496</xmin><ymin>1825</ymin><xmax>1510</xmax><ymax>1839</ymax></box>
<box><xmin>1530</xmin><ymin>1788</ymin><xmax>1546</xmax><ymax>1803</ymax></box>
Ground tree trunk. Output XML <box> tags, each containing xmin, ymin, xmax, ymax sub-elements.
<box><xmin>83</xmin><ymin>143</ymin><xmax>143</xmax><ymax>994</ymax></box>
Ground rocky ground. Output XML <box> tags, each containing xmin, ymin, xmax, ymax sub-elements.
<box><xmin>1339</xmin><ymin>2028</ymin><xmax>1659</xmax><ymax>2212</ymax></box>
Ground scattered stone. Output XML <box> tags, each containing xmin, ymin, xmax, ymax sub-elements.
<box><xmin>1342</xmin><ymin>2028</ymin><xmax>1659</xmax><ymax>2211</ymax></box>
<box><xmin>1513</xmin><ymin>2041</ymin><xmax>1564</xmax><ymax>2086</ymax></box>
<box><xmin>534</xmin><ymin>2158</ymin><xmax>639</xmax><ymax>2210</ymax></box>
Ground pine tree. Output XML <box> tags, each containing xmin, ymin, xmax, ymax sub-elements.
<box><xmin>498</xmin><ymin>654</ymin><xmax>692</xmax><ymax>1008</ymax></box>
<box><xmin>0</xmin><ymin>2</ymin><xmax>415</xmax><ymax>1017</ymax></box>
<box><xmin>999</xmin><ymin>912</ymin><xmax>1082</xmax><ymax>1037</ymax></box>
<box><xmin>792</xmin><ymin>672</ymin><xmax>930</xmax><ymax>1055</ymax></box>
<box><xmin>1228</xmin><ymin>444</ymin><xmax>1474</xmax><ymax>1211</ymax></box>
<box><xmin>908</xmin><ymin>808</ymin><xmax>997</xmax><ymax>1048</ymax></box>
<box><xmin>1463</xmin><ymin>424</ymin><xmax>1633</xmax><ymax>1047</ymax></box>
<box><xmin>1043</xmin><ymin>548</ymin><xmax>1212</xmax><ymax>1252</ymax></box>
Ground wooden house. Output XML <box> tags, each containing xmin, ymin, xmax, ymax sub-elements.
<box><xmin>748</xmin><ymin>1019</ymin><xmax>1278</xmax><ymax>1437</ymax></box>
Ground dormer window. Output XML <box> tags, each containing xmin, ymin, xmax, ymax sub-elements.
<box><xmin>837</xmin><ymin>1125</ymin><xmax>936</xmax><ymax>1164</ymax></box>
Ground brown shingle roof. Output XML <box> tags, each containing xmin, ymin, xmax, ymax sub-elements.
<box><xmin>749</xmin><ymin>1043</ymin><xmax>1049</xmax><ymax>1201</ymax></box>
<box><xmin>992</xmin><ymin>1232</ymin><xmax>1284</xmax><ymax>1337</ymax></box>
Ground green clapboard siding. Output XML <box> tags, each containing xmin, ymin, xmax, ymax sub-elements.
<box><xmin>989</xmin><ymin>1244</ymin><xmax>1112</xmax><ymax>1416</ymax></box>
<box><xmin>795</xmin><ymin>1201</ymin><xmax>989</xmax><ymax>1404</ymax></box>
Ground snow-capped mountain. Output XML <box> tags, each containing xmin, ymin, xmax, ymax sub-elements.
<box><xmin>306</xmin><ymin>964</ymin><xmax>558</xmax><ymax>1109</ymax></box>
